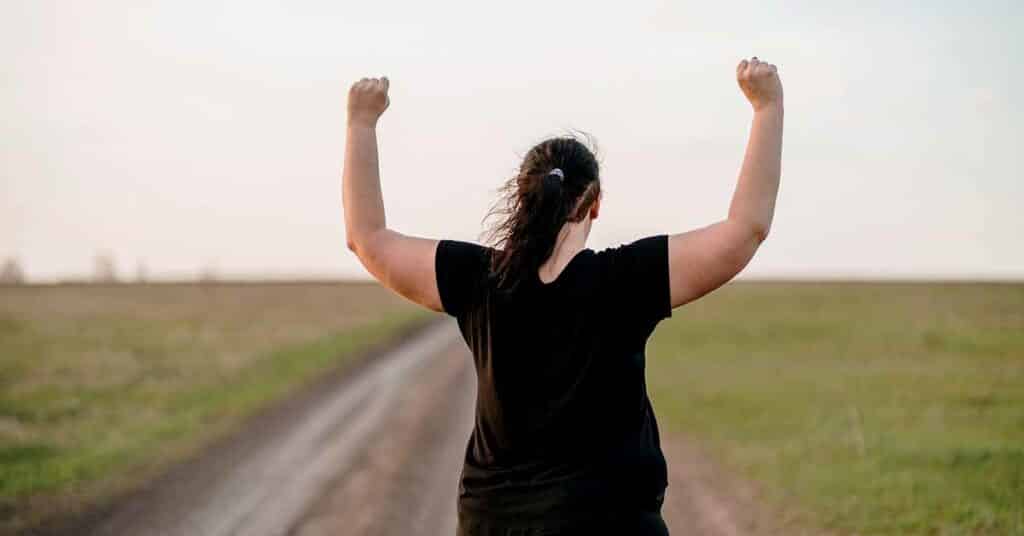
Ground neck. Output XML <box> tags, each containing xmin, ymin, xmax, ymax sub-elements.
<box><xmin>539</xmin><ymin>217</ymin><xmax>591</xmax><ymax>280</ymax></box>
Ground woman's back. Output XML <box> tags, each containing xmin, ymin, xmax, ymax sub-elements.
<box><xmin>436</xmin><ymin>235</ymin><xmax>673</xmax><ymax>528</ymax></box>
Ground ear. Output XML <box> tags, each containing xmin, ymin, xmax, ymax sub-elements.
<box><xmin>589</xmin><ymin>192</ymin><xmax>601</xmax><ymax>221</ymax></box>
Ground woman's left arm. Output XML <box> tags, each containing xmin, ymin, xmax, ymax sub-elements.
<box><xmin>342</xmin><ymin>77</ymin><xmax>443</xmax><ymax>312</ymax></box>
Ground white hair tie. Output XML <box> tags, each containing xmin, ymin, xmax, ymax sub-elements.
<box><xmin>548</xmin><ymin>168</ymin><xmax>564</xmax><ymax>180</ymax></box>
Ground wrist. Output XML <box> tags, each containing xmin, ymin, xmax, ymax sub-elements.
<box><xmin>753</xmin><ymin>99</ymin><xmax>784</xmax><ymax>115</ymax></box>
<box><xmin>347</xmin><ymin>115</ymin><xmax>379</xmax><ymax>129</ymax></box>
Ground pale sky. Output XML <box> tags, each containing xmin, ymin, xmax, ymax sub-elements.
<box><xmin>2</xmin><ymin>1</ymin><xmax>1022</xmax><ymax>281</ymax></box>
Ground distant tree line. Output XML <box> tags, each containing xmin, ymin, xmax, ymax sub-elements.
<box><xmin>1</xmin><ymin>254</ymin><xmax>219</xmax><ymax>284</ymax></box>
<box><xmin>1</xmin><ymin>258</ymin><xmax>24</xmax><ymax>284</ymax></box>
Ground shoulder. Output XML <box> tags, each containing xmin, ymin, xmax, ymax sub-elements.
<box><xmin>436</xmin><ymin>239</ymin><xmax>496</xmax><ymax>273</ymax></box>
<box><xmin>592</xmin><ymin>235</ymin><xmax>669</xmax><ymax>271</ymax></box>
<box><xmin>435</xmin><ymin>239</ymin><xmax>498</xmax><ymax>317</ymax></box>
<box><xmin>591</xmin><ymin>234</ymin><xmax>673</xmax><ymax>324</ymax></box>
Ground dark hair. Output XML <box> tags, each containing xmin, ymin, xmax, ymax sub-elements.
<box><xmin>482</xmin><ymin>134</ymin><xmax>602</xmax><ymax>292</ymax></box>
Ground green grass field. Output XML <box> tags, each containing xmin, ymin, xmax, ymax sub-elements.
<box><xmin>0</xmin><ymin>282</ymin><xmax>430</xmax><ymax>532</ymax></box>
<box><xmin>647</xmin><ymin>282</ymin><xmax>1024</xmax><ymax>535</ymax></box>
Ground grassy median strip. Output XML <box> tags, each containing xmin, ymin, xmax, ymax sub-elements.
<box><xmin>0</xmin><ymin>282</ymin><xmax>432</xmax><ymax>531</ymax></box>
<box><xmin>647</xmin><ymin>282</ymin><xmax>1024</xmax><ymax>534</ymax></box>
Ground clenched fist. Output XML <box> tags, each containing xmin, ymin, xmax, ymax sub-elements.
<box><xmin>348</xmin><ymin>76</ymin><xmax>390</xmax><ymax>127</ymax></box>
<box><xmin>737</xmin><ymin>57</ymin><xmax>782</xmax><ymax>112</ymax></box>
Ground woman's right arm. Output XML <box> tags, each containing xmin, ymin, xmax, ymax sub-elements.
<box><xmin>667</xmin><ymin>57</ymin><xmax>784</xmax><ymax>307</ymax></box>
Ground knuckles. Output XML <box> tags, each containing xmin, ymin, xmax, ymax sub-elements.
<box><xmin>737</xmin><ymin>58</ymin><xmax>778</xmax><ymax>77</ymax></box>
<box><xmin>752</xmin><ymin>64</ymin><xmax>777</xmax><ymax>79</ymax></box>
<box><xmin>349</xmin><ymin>78</ymin><xmax>386</xmax><ymax>95</ymax></box>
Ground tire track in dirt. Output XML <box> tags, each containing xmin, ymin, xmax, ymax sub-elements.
<box><xmin>661</xmin><ymin>435</ymin><xmax>802</xmax><ymax>535</ymax></box>
<box><xmin>290</xmin><ymin>337</ymin><xmax>475</xmax><ymax>536</ymax></box>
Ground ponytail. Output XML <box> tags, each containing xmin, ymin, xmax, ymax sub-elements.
<box><xmin>483</xmin><ymin>136</ymin><xmax>601</xmax><ymax>292</ymax></box>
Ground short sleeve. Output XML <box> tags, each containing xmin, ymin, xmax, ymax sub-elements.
<box><xmin>435</xmin><ymin>239</ymin><xmax>491</xmax><ymax>318</ymax></box>
<box><xmin>598</xmin><ymin>234</ymin><xmax>673</xmax><ymax>335</ymax></box>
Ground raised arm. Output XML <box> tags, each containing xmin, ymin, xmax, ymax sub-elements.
<box><xmin>667</xmin><ymin>57</ymin><xmax>784</xmax><ymax>307</ymax></box>
<box><xmin>342</xmin><ymin>77</ymin><xmax>443</xmax><ymax>311</ymax></box>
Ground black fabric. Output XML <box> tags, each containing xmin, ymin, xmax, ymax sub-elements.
<box><xmin>456</xmin><ymin>509</ymin><xmax>670</xmax><ymax>535</ymax></box>
<box><xmin>435</xmin><ymin>234</ymin><xmax>674</xmax><ymax>532</ymax></box>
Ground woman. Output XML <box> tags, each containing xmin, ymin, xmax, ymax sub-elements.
<box><xmin>342</xmin><ymin>57</ymin><xmax>783</xmax><ymax>535</ymax></box>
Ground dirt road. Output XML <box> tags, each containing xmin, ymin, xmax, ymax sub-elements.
<box><xmin>78</xmin><ymin>318</ymin><xmax>771</xmax><ymax>536</ymax></box>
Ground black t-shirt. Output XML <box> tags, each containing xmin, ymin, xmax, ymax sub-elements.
<box><xmin>435</xmin><ymin>234</ymin><xmax>674</xmax><ymax>528</ymax></box>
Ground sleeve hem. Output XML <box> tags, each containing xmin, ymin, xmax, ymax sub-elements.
<box><xmin>657</xmin><ymin>234</ymin><xmax>674</xmax><ymax>320</ymax></box>
<box><xmin>434</xmin><ymin>240</ymin><xmax>456</xmax><ymax>317</ymax></box>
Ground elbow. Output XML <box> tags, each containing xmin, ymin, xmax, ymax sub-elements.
<box><xmin>346</xmin><ymin>231</ymin><xmax>369</xmax><ymax>257</ymax></box>
<box><xmin>346</xmin><ymin>228</ymin><xmax>385</xmax><ymax>258</ymax></box>
<box><xmin>731</xmin><ymin>218</ymin><xmax>770</xmax><ymax>245</ymax></box>
<box><xmin>751</xmin><ymin>222</ymin><xmax>771</xmax><ymax>244</ymax></box>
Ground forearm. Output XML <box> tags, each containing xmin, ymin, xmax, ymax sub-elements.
<box><xmin>728</xmin><ymin>102</ymin><xmax>783</xmax><ymax>241</ymax></box>
<box><xmin>342</xmin><ymin>123</ymin><xmax>387</xmax><ymax>250</ymax></box>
